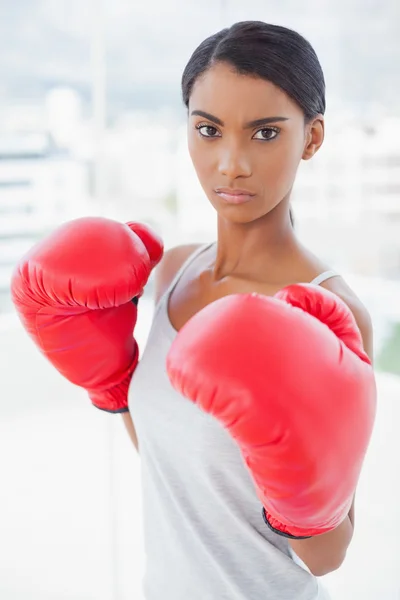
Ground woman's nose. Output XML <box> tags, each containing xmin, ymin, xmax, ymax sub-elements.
<box><xmin>218</xmin><ymin>143</ymin><xmax>252</xmax><ymax>179</ymax></box>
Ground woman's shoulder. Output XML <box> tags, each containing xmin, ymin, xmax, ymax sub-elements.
<box><xmin>319</xmin><ymin>275</ymin><xmax>373</xmax><ymax>359</ymax></box>
<box><xmin>153</xmin><ymin>243</ymin><xmax>204</xmax><ymax>305</ymax></box>
<box><xmin>298</xmin><ymin>244</ymin><xmax>373</xmax><ymax>357</ymax></box>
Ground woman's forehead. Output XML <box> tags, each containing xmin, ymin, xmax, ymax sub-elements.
<box><xmin>189</xmin><ymin>63</ymin><xmax>299</xmax><ymax>119</ymax></box>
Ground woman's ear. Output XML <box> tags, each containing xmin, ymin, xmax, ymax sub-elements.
<box><xmin>302</xmin><ymin>116</ymin><xmax>324</xmax><ymax>161</ymax></box>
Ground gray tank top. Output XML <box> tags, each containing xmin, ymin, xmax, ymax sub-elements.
<box><xmin>128</xmin><ymin>244</ymin><xmax>337</xmax><ymax>600</ymax></box>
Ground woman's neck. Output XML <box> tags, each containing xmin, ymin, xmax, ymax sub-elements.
<box><xmin>212</xmin><ymin>212</ymin><xmax>299</xmax><ymax>282</ymax></box>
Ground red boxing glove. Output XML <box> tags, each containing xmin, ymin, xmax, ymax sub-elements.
<box><xmin>11</xmin><ymin>217</ymin><xmax>163</xmax><ymax>413</ymax></box>
<box><xmin>166</xmin><ymin>284</ymin><xmax>376</xmax><ymax>538</ymax></box>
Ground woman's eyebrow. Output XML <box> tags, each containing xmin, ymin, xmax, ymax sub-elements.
<box><xmin>190</xmin><ymin>110</ymin><xmax>289</xmax><ymax>128</ymax></box>
<box><xmin>245</xmin><ymin>116</ymin><xmax>289</xmax><ymax>128</ymax></box>
<box><xmin>191</xmin><ymin>110</ymin><xmax>224</xmax><ymax>125</ymax></box>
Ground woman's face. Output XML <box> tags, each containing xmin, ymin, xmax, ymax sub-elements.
<box><xmin>187</xmin><ymin>61</ymin><xmax>323</xmax><ymax>224</ymax></box>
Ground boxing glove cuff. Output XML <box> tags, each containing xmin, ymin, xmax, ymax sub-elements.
<box><xmin>262</xmin><ymin>508</ymin><xmax>312</xmax><ymax>540</ymax></box>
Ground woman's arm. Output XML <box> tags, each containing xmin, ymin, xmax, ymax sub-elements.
<box><xmin>120</xmin><ymin>243</ymin><xmax>202</xmax><ymax>453</ymax></box>
<box><xmin>289</xmin><ymin>292</ymin><xmax>373</xmax><ymax>576</ymax></box>
<box><xmin>289</xmin><ymin>499</ymin><xmax>355</xmax><ymax>576</ymax></box>
<box><xmin>122</xmin><ymin>412</ymin><xmax>139</xmax><ymax>451</ymax></box>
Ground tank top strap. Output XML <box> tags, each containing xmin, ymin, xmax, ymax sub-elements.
<box><xmin>153</xmin><ymin>242</ymin><xmax>215</xmax><ymax>318</ymax></box>
<box><xmin>310</xmin><ymin>270</ymin><xmax>339</xmax><ymax>286</ymax></box>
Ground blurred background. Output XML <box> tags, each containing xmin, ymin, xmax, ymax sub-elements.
<box><xmin>1</xmin><ymin>1</ymin><xmax>399</xmax><ymax>598</ymax></box>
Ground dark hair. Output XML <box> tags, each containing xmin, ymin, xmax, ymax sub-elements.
<box><xmin>181</xmin><ymin>21</ymin><xmax>326</xmax><ymax>121</ymax></box>
<box><xmin>289</xmin><ymin>207</ymin><xmax>295</xmax><ymax>228</ymax></box>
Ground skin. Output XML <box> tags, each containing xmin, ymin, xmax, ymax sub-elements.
<box><xmin>122</xmin><ymin>61</ymin><xmax>374</xmax><ymax>578</ymax></box>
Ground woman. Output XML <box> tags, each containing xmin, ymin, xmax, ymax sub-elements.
<box><xmin>123</xmin><ymin>21</ymin><xmax>373</xmax><ymax>600</ymax></box>
<box><xmin>11</xmin><ymin>20</ymin><xmax>374</xmax><ymax>600</ymax></box>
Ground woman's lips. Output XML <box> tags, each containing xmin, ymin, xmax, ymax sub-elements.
<box><xmin>215</xmin><ymin>189</ymin><xmax>256</xmax><ymax>205</ymax></box>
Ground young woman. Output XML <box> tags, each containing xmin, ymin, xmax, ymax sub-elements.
<box><xmin>123</xmin><ymin>21</ymin><xmax>374</xmax><ymax>600</ymax></box>
<box><xmin>12</xmin><ymin>20</ymin><xmax>374</xmax><ymax>600</ymax></box>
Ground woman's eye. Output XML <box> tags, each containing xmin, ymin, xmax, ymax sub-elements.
<box><xmin>196</xmin><ymin>124</ymin><xmax>220</xmax><ymax>138</ymax></box>
<box><xmin>253</xmin><ymin>127</ymin><xmax>279</xmax><ymax>141</ymax></box>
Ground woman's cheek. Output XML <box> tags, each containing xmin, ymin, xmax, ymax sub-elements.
<box><xmin>190</xmin><ymin>145</ymin><xmax>215</xmax><ymax>183</ymax></box>
<box><xmin>273</xmin><ymin>141</ymin><xmax>303</xmax><ymax>183</ymax></box>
